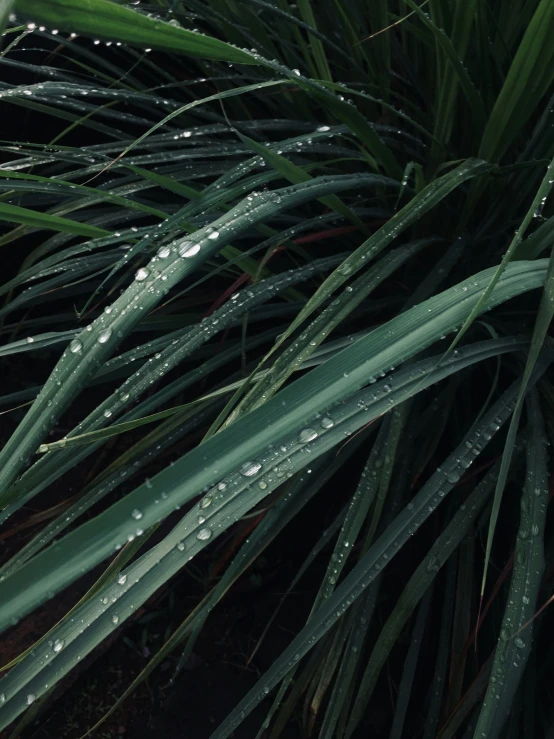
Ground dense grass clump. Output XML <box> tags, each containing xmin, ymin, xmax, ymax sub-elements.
<box><xmin>0</xmin><ymin>0</ymin><xmax>553</xmax><ymax>737</ymax></box>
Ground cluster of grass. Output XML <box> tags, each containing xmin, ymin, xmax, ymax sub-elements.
<box><xmin>0</xmin><ymin>0</ymin><xmax>553</xmax><ymax>736</ymax></box>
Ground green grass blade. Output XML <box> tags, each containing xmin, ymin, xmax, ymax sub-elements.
<box><xmin>478</xmin><ymin>0</ymin><xmax>554</xmax><ymax>163</ymax></box>
<box><xmin>0</xmin><ymin>201</ymin><xmax>110</xmax><ymax>237</ymax></box>
<box><xmin>0</xmin><ymin>172</ymin><xmax>393</xmax><ymax>501</ymax></box>
<box><xmin>14</xmin><ymin>0</ymin><xmax>259</xmax><ymax>63</ymax></box>
<box><xmin>473</xmin><ymin>392</ymin><xmax>549</xmax><ymax>738</ymax></box>
<box><xmin>209</xmin><ymin>377</ymin><xmax>537</xmax><ymax>738</ymax></box>
<box><xmin>0</xmin><ymin>335</ymin><xmax>535</xmax><ymax>638</ymax></box>
<box><xmin>389</xmin><ymin>592</ymin><xmax>432</xmax><ymax>739</ymax></box>
<box><xmin>348</xmin><ymin>460</ymin><xmax>500</xmax><ymax>732</ymax></box>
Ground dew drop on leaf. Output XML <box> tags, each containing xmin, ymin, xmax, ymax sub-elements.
<box><xmin>69</xmin><ymin>339</ymin><xmax>82</xmax><ymax>353</ymax></box>
<box><xmin>131</xmin><ymin>509</ymin><xmax>143</xmax><ymax>520</ymax></box>
<box><xmin>197</xmin><ymin>528</ymin><xmax>212</xmax><ymax>541</ymax></box>
<box><xmin>53</xmin><ymin>639</ymin><xmax>64</xmax><ymax>652</ymax></box>
<box><xmin>240</xmin><ymin>461</ymin><xmax>262</xmax><ymax>477</ymax></box>
<box><xmin>298</xmin><ymin>428</ymin><xmax>318</xmax><ymax>443</ymax></box>
<box><xmin>135</xmin><ymin>267</ymin><xmax>150</xmax><ymax>282</ymax></box>
<box><xmin>98</xmin><ymin>329</ymin><xmax>112</xmax><ymax>344</ymax></box>
<box><xmin>178</xmin><ymin>241</ymin><xmax>200</xmax><ymax>258</ymax></box>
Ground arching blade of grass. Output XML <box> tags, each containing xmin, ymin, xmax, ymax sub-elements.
<box><xmin>0</xmin><ymin>172</ymin><xmax>395</xmax><ymax>501</ymax></box>
<box><xmin>81</xmin><ymin>450</ymin><xmax>361</xmax><ymax>738</ymax></box>
<box><xmin>2</xmin><ymin>254</ymin><xmax>343</xmax><ymax>511</ymax></box>
<box><xmin>0</xmin><ymin>330</ymin><xmax>78</xmax><ymax>357</ymax></box>
<box><xmin>0</xmin><ymin>340</ymin><xmax>536</xmax><ymax>696</ymax></box>
<box><xmin>0</xmin><ymin>169</ymin><xmax>169</xmax><ymax>219</ymax></box>
<box><xmin>0</xmin><ymin>398</ymin><xmax>221</xmax><ymax>576</ymax></box>
<box><xmin>223</xmin><ymin>240</ymin><xmax>431</xmax><ymax>425</ymax></box>
<box><xmin>0</xmin><ymin>201</ymin><xmax>110</xmax><ymax>237</ymax></box>
<box><xmin>473</xmin><ymin>393</ymin><xmax>548</xmax><ymax>738</ymax></box>
<box><xmin>0</xmin><ymin>339</ymin><xmax>537</xmax><ymax>730</ymax></box>
<box><xmin>14</xmin><ymin>0</ymin><xmax>259</xmax><ymax>63</ymax></box>
<box><xmin>210</xmin><ymin>374</ymin><xmax>547</xmax><ymax>739</ymax></box>
<box><xmin>0</xmin><ymin>328</ymin><xmax>280</xmax><ymax>527</ymax></box>
<box><xmin>261</xmin><ymin>159</ymin><xmax>492</xmax><ymax>358</ymax></box>
<box><xmin>0</xmin><ymin>258</ymin><xmax>547</xmax><ymax>626</ymax></box>
<box><xmin>216</xmin><ymin>161</ymin><xmax>492</xmax><ymax>431</ymax></box>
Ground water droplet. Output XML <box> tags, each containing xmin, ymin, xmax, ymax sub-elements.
<box><xmin>112</xmin><ymin>614</ymin><xmax>119</xmax><ymax>624</ymax></box>
<box><xmin>514</xmin><ymin>637</ymin><xmax>525</xmax><ymax>649</ymax></box>
<box><xmin>321</xmin><ymin>417</ymin><xmax>334</xmax><ymax>429</ymax></box>
<box><xmin>69</xmin><ymin>339</ymin><xmax>82</xmax><ymax>353</ymax></box>
<box><xmin>258</xmin><ymin>480</ymin><xmax>267</xmax><ymax>490</ymax></box>
<box><xmin>117</xmin><ymin>574</ymin><xmax>127</xmax><ymax>585</ymax></box>
<box><xmin>26</xmin><ymin>694</ymin><xmax>36</xmax><ymax>705</ymax></box>
<box><xmin>298</xmin><ymin>428</ymin><xmax>318</xmax><ymax>443</ymax></box>
<box><xmin>53</xmin><ymin>639</ymin><xmax>64</xmax><ymax>652</ymax></box>
<box><xmin>178</xmin><ymin>241</ymin><xmax>200</xmax><ymax>258</ymax></box>
<box><xmin>98</xmin><ymin>329</ymin><xmax>112</xmax><ymax>344</ymax></box>
<box><xmin>131</xmin><ymin>509</ymin><xmax>143</xmax><ymax>520</ymax></box>
<box><xmin>240</xmin><ymin>461</ymin><xmax>262</xmax><ymax>477</ymax></box>
<box><xmin>197</xmin><ymin>528</ymin><xmax>212</xmax><ymax>541</ymax></box>
<box><xmin>447</xmin><ymin>471</ymin><xmax>460</xmax><ymax>484</ymax></box>
<box><xmin>157</xmin><ymin>246</ymin><xmax>171</xmax><ymax>258</ymax></box>
<box><xmin>200</xmin><ymin>497</ymin><xmax>212</xmax><ymax>509</ymax></box>
<box><xmin>207</xmin><ymin>229</ymin><xmax>220</xmax><ymax>240</ymax></box>
<box><xmin>135</xmin><ymin>267</ymin><xmax>150</xmax><ymax>282</ymax></box>
<box><xmin>317</xmin><ymin>125</ymin><xmax>330</xmax><ymax>132</ymax></box>
<box><xmin>176</xmin><ymin>540</ymin><xmax>186</xmax><ymax>551</ymax></box>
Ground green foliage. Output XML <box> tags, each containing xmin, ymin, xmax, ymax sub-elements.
<box><xmin>0</xmin><ymin>1</ymin><xmax>553</xmax><ymax>737</ymax></box>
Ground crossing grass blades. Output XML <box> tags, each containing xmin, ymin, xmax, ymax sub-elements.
<box><xmin>0</xmin><ymin>0</ymin><xmax>554</xmax><ymax>737</ymax></box>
